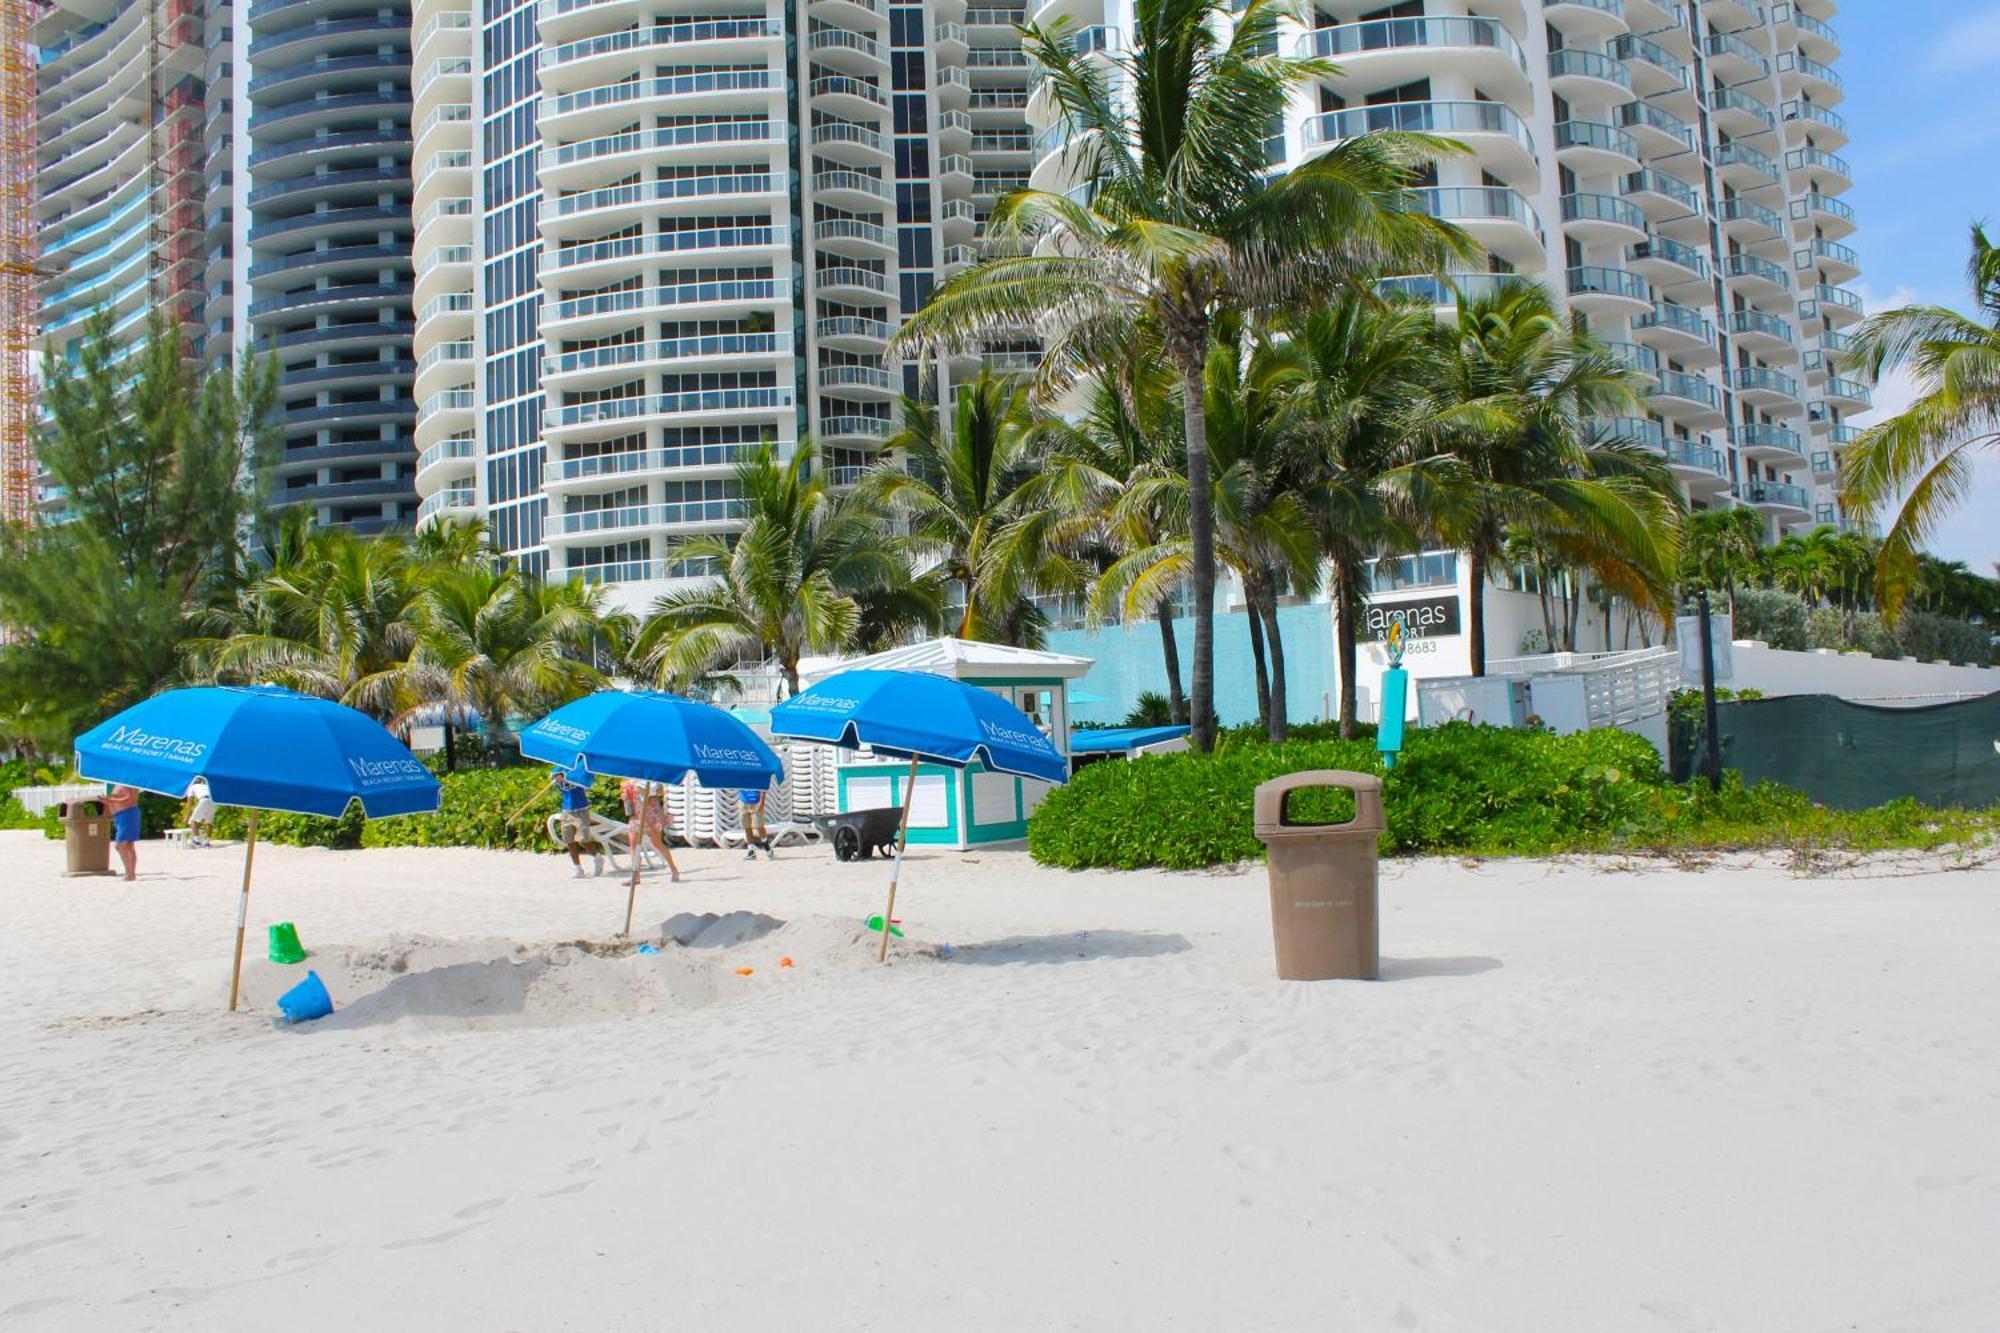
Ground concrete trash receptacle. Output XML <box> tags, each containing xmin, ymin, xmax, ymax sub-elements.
<box><xmin>59</xmin><ymin>800</ymin><xmax>114</xmax><ymax>877</ymax></box>
<box><xmin>1252</xmin><ymin>770</ymin><xmax>1384</xmax><ymax>980</ymax></box>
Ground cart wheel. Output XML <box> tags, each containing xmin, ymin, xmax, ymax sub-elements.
<box><xmin>833</xmin><ymin>825</ymin><xmax>860</xmax><ymax>862</ymax></box>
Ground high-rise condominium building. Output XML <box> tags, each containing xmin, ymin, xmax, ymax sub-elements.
<box><xmin>1271</xmin><ymin>0</ymin><xmax>1860</xmax><ymax>540</ymax></box>
<box><xmin>245</xmin><ymin>0</ymin><xmax>419</xmax><ymax>532</ymax></box>
<box><xmin>32</xmin><ymin>0</ymin><xmax>1859</xmax><ymax>566</ymax></box>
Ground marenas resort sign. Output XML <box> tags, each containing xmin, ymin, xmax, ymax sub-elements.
<box><xmin>1364</xmin><ymin>594</ymin><xmax>1462</xmax><ymax>643</ymax></box>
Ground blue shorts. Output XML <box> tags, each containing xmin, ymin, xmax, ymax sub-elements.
<box><xmin>112</xmin><ymin>808</ymin><xmax>141</xmax><ymax>844</ymax></box>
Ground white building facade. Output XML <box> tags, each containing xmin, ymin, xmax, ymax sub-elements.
<box><xmin>401</xmin><ymin>0</ymin><xmax>1858</xmax><ymax>609</ymax></box>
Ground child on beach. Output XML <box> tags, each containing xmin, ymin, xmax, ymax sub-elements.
<box><xmin>105</xmin><ymin>785</ymin><xmax>140</xmax><ymax>881</ymax></box>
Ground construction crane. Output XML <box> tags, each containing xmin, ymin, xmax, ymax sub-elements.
<box><xmin>0</xmin><ymin>0</ymin><xmax>41</xmax><ymax>529</ymax></box>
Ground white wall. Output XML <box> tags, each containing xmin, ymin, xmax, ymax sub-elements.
<box><xmin>1726</xmin><ymin>642</ymin><xmax>2000</xmax><ymax>706</ymax></box>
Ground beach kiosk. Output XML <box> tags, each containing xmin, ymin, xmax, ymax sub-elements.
<box><xmin>802</xmin><ymin>638</ymin><xmax>1093</xmax><ymax>848</ymax></box>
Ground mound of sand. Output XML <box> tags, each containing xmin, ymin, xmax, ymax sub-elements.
<box><xmin>240</xmin><ymin>913</ymin><xmax>928</xmax><ymax>1033</ymax></box>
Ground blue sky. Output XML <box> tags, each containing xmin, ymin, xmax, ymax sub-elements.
<box><xmin>1837</xmin><ymin>0</ymin><xmax>1998</xmax><ymax>572</ymax></box>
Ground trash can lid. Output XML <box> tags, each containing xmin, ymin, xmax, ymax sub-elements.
<box><xmin>1252</xmin><ymin>769</ymin><xmax>1385</xmax><ymax>837</ymax></box>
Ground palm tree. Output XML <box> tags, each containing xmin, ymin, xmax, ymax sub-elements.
<box><xmin>1036</xmin><ymin>356</ymin><xmax>1192</xmax><ymax>723</ymax></box>
<box><xmin>861</xmin><ymin>371</ymin><xmax>1083</xmax><ymax>644</ymax></box>
<box><xmin>395</xmin><ymin>565</ymin><xmax>612</xmax><ymax>745</ymax></box>
<box><xmin>185</xmin><ymin>517</ymin><xmax>425</xmax><ymax>719</ymax></box>
<box><xmin>1680</xmin><ymin>506</ymin><xmax>1763</xmax><ymax>599</ymax></box>
<box><xmin>1406</xmin><ymin>280</ymin><xmax>1682</xmax><ymax>675</ymax></box>
<box><xmin>891</xmin><ymin>0</ymin><xmax>1469</xmax><ymax>748</ymax></box>
<box><xmin>1841</xmin><ymin>224</ymin><xmax>2000</xmax><ymax>619</ymax></box>
<box><xmin>1260</xmin><ymin>295</ymin><xmax>1437</xmax><ymax>736</ymax></box>
<box><xmin>633</xmin><ymin>442</ymin><xmax>941</xmax><ymax>696</ymax></box>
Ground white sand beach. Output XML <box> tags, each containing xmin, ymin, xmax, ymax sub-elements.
<box><xmin>1</xmin><ymin>829</ymin><xmax>1997</xmax><ymax>1331</ymax></box>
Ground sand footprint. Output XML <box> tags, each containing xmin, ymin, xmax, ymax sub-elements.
<box><xmin>453</xmin><ymin>1197</ymin><xmax>507</xmax><ymax>1221</ymax></box>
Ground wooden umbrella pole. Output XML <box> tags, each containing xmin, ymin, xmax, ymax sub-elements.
<box><xmin>227</xmin><ymin>810</ymin><xmax>261</xmax><ymax>1012</ymax></box>
<box><xmin>878</xmin><ymin>756</ymin><xmax>920</xmax><ymax>964</ymax></box>
<box><xmin>504</xmin><ymin>774</ymin><xmax>560</xmax><ymax>824</ymax></box>
<box><xmin>622</xmin><ymin>786</ymin><xmax>647</xmax><ymax>937</ymax></box>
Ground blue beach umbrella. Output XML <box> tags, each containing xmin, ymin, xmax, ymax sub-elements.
<box><xmin>519</xmin><ymin>690</ymin><xmax>783</xmax><ymax>934</ymax></box>
<box><xmin>74</xmin><ymin>685</ymin><xmax>441</xmax><ymax>1011</ymax></box>
<box><xmin>769</xmin><ymin>669</ymin><xmax>1068</xmax><ymax>960</ymax></box>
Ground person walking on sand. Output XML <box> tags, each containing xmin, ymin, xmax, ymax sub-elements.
<box><xmin>740</xmin><ymin>785</ymin><xmax>772</xmax><ymax>860</ymax></box>
<box><xmin>552</xmin><ymin>767</ymin><xmax>605</xmax><ymax>878</ymax></box>
<box><xmin>185</xmin><ymin>778</ymin><xmax>216</xmax><ymax>848</ymax></box>
<box><xmin>637</xmin><ymin>782</ymin><xmax>680</xmax><ymax>883</ymax></box>
<box><xmin>106</xmin><ymin>784</ymin><xmax>141</xmax><ymax>880</ymax></box>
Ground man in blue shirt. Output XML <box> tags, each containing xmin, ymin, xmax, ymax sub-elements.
<box><xmin>552</xmin><ymin>767</ymin><xmax>605</xmax><ymax>877</ymax></box>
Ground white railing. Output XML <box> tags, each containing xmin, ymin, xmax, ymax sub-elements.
<box><xmin>11</xmin><ymin>783</ymin><xmax>105</xmax><ymax>817</ymax></box>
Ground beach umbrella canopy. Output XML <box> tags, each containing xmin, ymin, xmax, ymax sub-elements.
<box><xmin>519</xmin><ymin>689</ymin><xmax>783</xmax><ymax>789</ymax></box>
<box><xmin>770</xmin><ymin>669</ymin><xmax>1068</xmax><ymax>960</ymax></box>
<box><xmin>769</xmin><ymin>669</ymin><xmax>1068</xmax><ymax>784</ymax></box>
<box><xmin>519</xmin><ymin>690</ymin><xmax>784</xmax><ymax>934</ymax></box>
<box><xmin>73</xmin><ymin>685</ymin><xmax>441</xmax><ymax>1011</ymax></box>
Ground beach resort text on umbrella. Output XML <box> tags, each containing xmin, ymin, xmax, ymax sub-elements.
<box><xmin>769</xmin><ymin>669</ymin><xmax>1069</xmax><ymax>961</ymax></box>
<box><xmin>74</xmin><ymin>685</ymin><xmax>442</xmax><ymax>1011</ymax></box>
<box><xmin>519</xmin><ymin>689</ymin><xmax>784</xmax><ymax>935</ymax></box>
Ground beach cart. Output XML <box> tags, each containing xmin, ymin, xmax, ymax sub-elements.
<box><xmin>810</xmin><ymin>805</ymin><xmax>907</xmax><ymax>861</ymax></box>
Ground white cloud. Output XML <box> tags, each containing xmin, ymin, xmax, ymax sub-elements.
<box><xmin>1922</xmin><ymin>5</ymin><xmax>2000</xmax><ymax>78</ymax></box>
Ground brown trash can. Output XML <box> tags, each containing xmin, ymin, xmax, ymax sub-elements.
<box><xmin>1252</xmin><ymin>770</ymin><xmax>1385</xmax><ymax>981</ymax></box>
<box><xmin>59</xmin><ymin>800</ymin><xmax>114</xmax><ymax>877</ymax></box>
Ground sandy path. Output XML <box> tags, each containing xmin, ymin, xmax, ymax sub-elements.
<box><xmin>1</xmin><ymin>830</ymin><xmax>1996</xmax><ymax>1331</ymax></box>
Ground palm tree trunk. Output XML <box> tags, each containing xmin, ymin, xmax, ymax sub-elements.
<box><xmin>1177</xmin><ymin>355</ymin><xmax>1216</xmax><ymax>752</ymax></box>
<box><xmin>1467</xmin><ymin>546</ymin><xmax>1489</xmax><ymax>677</ymax></box>
<box><xmin>1259</xmin><ymin>589</ymin><xmax>1288</xmax><ymax>743</ymax></box>
<box><xmin>1334</xmin><ymin>561</ymin><xmax>1360</xmax><ymax>739</ymax></box>
<box><xmin>1154</xmin><ymin>596</ymin><xmax>1188</xmax><ymax>725</ymax></box>
<box><xmin>1245</xmin><ymin>591</ymin><xmax>1270</xmax><ymax>734</ymax></box>
<box><xmin>442</xmin><ymin>720</ymin><xmax>457</xmax><ymax>772</ymax></box>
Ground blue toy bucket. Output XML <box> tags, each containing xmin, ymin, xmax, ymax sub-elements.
<box><xmin>276</xmin><ymin>970</ymin><xmax>333</xmax><ymax>1024</ymax></box>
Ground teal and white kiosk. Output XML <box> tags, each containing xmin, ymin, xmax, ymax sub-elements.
<box><xmin>806</xmin><ymin>638</ymin><xmax>1094</xmax><ymax>848</ymax></box>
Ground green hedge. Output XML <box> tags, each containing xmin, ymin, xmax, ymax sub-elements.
<box><xmin>1027</xmin><ymin>721</ymin><xmax>2000</xmax><ymax>869</ymax></box>
<box><xmin>358</xmin><ymin>768</ymin><xmax>624</xmax><ymax>851</ymax></box>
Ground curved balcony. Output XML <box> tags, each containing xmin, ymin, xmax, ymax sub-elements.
<box><xmin>815</xmin><ymin>315</ymin><xmax>894</xmax><ymax>351</ymax></box>
<box><xmin>247</xmin><ymin>242</ymin><xmax>409</xmax><ymax>285</ymax></box>
<box><xmin>1622</xmin><ymin>168</ymin><xmax>1700</xmax><ymax>224</ymax></box>
<box><xmin>812</xmin><ymin>119</ymin><xmax>892</xmax><ymax>165</ymax></box>
<box><xmin>415</xmin><ymin>486</ymin><xmax>476</xmax><ymax>527</ymax></box>
<box><xmin>1560</xmin><ymin>192</ymin><xmax>1646</xmax><ymax>244</ymax></box>
<box><xmin>1295</xmin><ymin>17</ymin><xmax>1529</xmax><ymax>101</ymax></box>
<box><xmin>1785</xmin><ymin>145</ymin><xmax>1852</xmax><ymax>192</ymax></box>
<box><xmin>1801</xmin><ymin>236</ymin><xmax>1860</xmax><ymax>284</ymax></box>
<box><xmin>1617</xmin><ymin>100</ymin><xmax>1691</xmax><ymax>155</ymax></box>
<box><xmin>247</xmin><ymin>15</ymin><xmax>410</xmax><ymax>64</ymax></box>
<box><xmin>1823</xmin><ymin>376</ymin><xmax>1872</xmax><ymax>411</ymax></box>
<box><xmin>814</xmin><ymin>266</ymin><xmax>894</xmax><ymax>301</ymax></box>
<box><xmin>1719</xmin><ymin>196</ymin><xmax>1784</xmax><ymax>243</ymax></box>
<box><xmin>248</xmin><ymin>90</ymin><xmax>413</xmax><ymax>138</ymax></box>
<box><xmin>544</xmin><ymin>387</ymin><xmax>794</xmax><ymax>439</ymax></box>
<box><xmin>537</xmin><ymin>20</ymin><xmax>784</xmax><ymax>92</ymax></box>
<box><xmin>811</xmin><ymin>169</ymin><xmax>894</xmax><ymax>210</ymax></box>
<box><xmin>539</xmin><ymin>120</ymin><xmax>783</xmax><ymax>190</ymax></box>
<box><xmin>1708</xmin><ymin>85</ymin><xmax>1775</xmax><ymax>137</ymax></box>
<box><xmin>1739</xmin><ymin>480</ymin><xmax>1810</xmax><ymax>518</ymax></box>
<box><xmin>542</xmin><ymin>277</ymin><xmax>785</xmax><ymax>336</ymax></box>
<box><xmin>1631</xmin><ymin>302</ymin><xmax>1716</xmax><ymax>358</ymax></box>
<box><xmin>1543</xmin><ymin>0</ymin><xmax>1629</xmax><ymax>42</ymax></box>
<box><xmin>809</xmin><ymin>75</ymin><xmax>889</xmax><ymax>117</ymax></box>
<box><xmin>820</xmin><ymin>414</ymin><xmax>895</xmax><ymax>449</ymax></box>
<box><xmin>1563</xmin><ymin>265</ymin><xmax>1651</xmax><ymax>317</ymax></box>
<box><xmin>807</xmin><ymin>26</ymin><xmax>887</xmax><ymax>74</ymax></box>
<box><xmin>542</xmin><ymin>332</ymin><xmax>793</xmax><ymax>390</ymax></box>
<box><xmin>248</xmin><ymin>127</ymin><xmax>412</xmax><ymax>173</ymax></box>
<box><xmin>1601</xmin><ymin>340</ymin><xmax>1659</xmax><ymax>381</ymax></box>
<box><xmin>413</xmin><ymin>338</ymin><xmax>475</xmax><ymax>396</ymax></box>
<box><xmin>814</xmin><ymin>215</ymin><xmax>895</xmax><ymax>259</ymax></box>
<box><xmin>1626</xmin><ymin>233</ymin><xmax>1707</xmax><ymax>287</ymax></box>
<box><xmin>1553</xmin><ymin>119</ymin><xmax>1640</xmax><ymax>174</ymax></box>
<box><xmin>547</xmin><ymin>498</ymin><xmax>749</xmax><ymax>540</ymax></box>
<box><xmin>414</xmin><ymin>433</ymin><xmax>476</xmax><ymax>495</ymax></box>
<box><xmin>543</xmin><ymin>442</ymin><xmax>767</xmax><ymax>491</ymax></box>
<box><xmin>1803</xmin><ymin>282</ymin><xmax>1863</xmax><ymax>329</ymax></box>
<box><xmin>1731</xmin><ymin>422</ymin><xmax>1806</xmax><ymax>465</ymax></box>
<box><xmin>1647</xmin><ymin>368</ymin><xmax>1722</xmax><ymax>423</ymax></box>
<box><xmin>1704</xmin><ymin>29</ymin><xmax>1767</xmax><ymax>83</ymax></box>
<box><xmin>246</xmin><ymin>164</ymin><xmax>406</xmax><ymax>209</ymax></box>
<box><xmin>1301</xmin><ymin>100</ymin><xmax>1535</xmax><ymax>181</ymax></box>
<box><xmin>1790</xmin><ymin>191</ymin><xmax>1856</xmax><ymax>241</ymax></box>
<box><xmin>269</xmin><ymin>318</ymin><xmax>416</xmax><ymax>354</ymax></box>
<box><xmin>1714</xmin><ymin>140</ymin><xmax>1778</xmax><ymax>187</ymax></box>
<box><xmin>1727</xmin><ymin>308</ymin><xmax>1795</xmax><ymax>355</ymax></box>
<box><xmin>1547</xmin><ymin>47</ymin><xmax>1633</xmax><ymax>104</ymax></box>
<box><xmin>1410</xmin><ymin>186</ymin><xmax>1544</xmax><ymax>265</ymax></box>
<box><xmin>1726</xmin><ymin>365</ymin><xmax>1800</xmax><ymax>409</ymax></box>
<box><xmin>1722</xmin><ymin>251</ymin><xmax>1789</xmax><ymax>298</ymax></box>
<box><xmin>1663</xmin><ymin>437</ymin><xmax>1729</xmax><ymax>486</ymax></box>
<box><xmin>538</xmin><ymin>69</ymin><xmax>774</xmax><ymax>140</ymax></box>
<box><xmin>1610</xmin><ymin>32</ymin><xmax>1686</xmax><ymax>98</ymax></box>
<box><xmin>818</xmin><ymin>363</ymin><xmax>897</xmax><ymax>398</ymax></box>
<box><xmin>248</xmin><ymin>281</ymin><xmax>414</xmax><ymax>323</ymax></box>
<box><xmin>1377</xmin><ymin>272</ymin><xmax>1521</xmax><ymax>310</ymax></box>
<box><xmin>1780</xmin><ymin>99</ymin><xmax>1847</xmax><ymax>151</ymax></box>
<box><xmin>543</xmin><ymin>170</ymin><xmax>784</xmax><ymax>239</ymax></box>
<box><xmin>547</xmin><ymin>224</ymin><xmax>785</xmax><ymax>283</ymax></box>
<box><xmin>1783</xmin><ymin>52</ymin><xmax>1843</xmax><ymax>101</ymax></box>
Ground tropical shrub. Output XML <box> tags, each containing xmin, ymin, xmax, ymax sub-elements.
<box><xmin>1894</xmin><ymin>612</ymin><xmax>1992</xmax><ymax>667</ymax></box>
<box><xmin>1730</xmin><ymin>587</ymin><xmax>1810</xmax><ymax>650</ymax></box>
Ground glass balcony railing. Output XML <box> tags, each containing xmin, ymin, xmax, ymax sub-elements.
<box><xmin>1728</xmin><ymin>309</ymin><xmax>1793</xmax><ymax>343</ymax></box>
<box><xmin>1651</xmin><ymin>368</ymin><xmax>1718</xmax><ymax>409</ymax></box>
<box><xmin>1635</xmin><ymin>301</ymin><xmax>1714</xmax><ymax>343</ymax></box>
<box><xmin>1565</xmin><ymin>265</ymin><xmax>1651</xmax><ymax>303</ymax></box>
<box><xmin>1629</xmin><ymin>233</ymin><xmax>1707</xmax><ymax>278</ymax></box>
<box><xmin>1555</xmin><ymin>119</ymin><xmax>1638</xmax><ymax>159</ymax></box>
<box><xmin>1562</xmin><ymin>192</ymin><xmax>1646</xmax><ymax>231</ymax></box>
<box><xmin>1297</xmin><ymin>16</ymin><xmax>1524</xmax><ymax>70</ymax></box>
<box><xmin>1723</xmin><ymin>252</ymin><xmax>1788</xmax><ymax>286</ymax></box>
<box><xmin>1549</xmin><ymin>48</ymin><xmax>1630</xmax><ymax>90</ymax></box>
<box><xmin>1733</xmin><ymin>422</ymin><xmax>1803</xmax><ymax>454</ymax></box>
<box><xmin>1302</xmin><ymin>100</ymin><xmax>1534</xmax><ymax>155</ymax></box>
<box><xmin>1741</xmin><ymin>480</ymin><xmax>1809</xmax><ymax>510</ymax></box>
<box><xmin>1727</xmin><ymin>366</ymin><xmax>1800</xmax><ymax>398</ymax></box>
